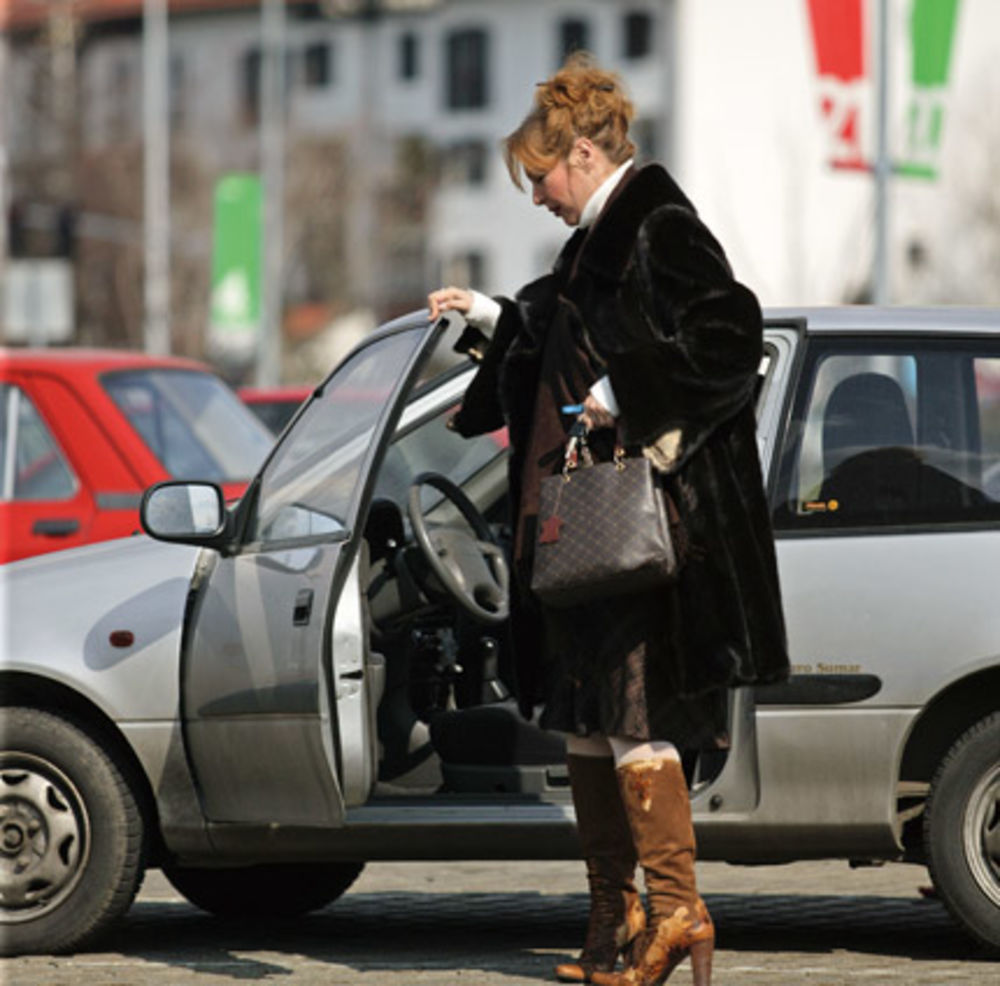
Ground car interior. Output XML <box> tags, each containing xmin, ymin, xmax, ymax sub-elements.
<box><xmin>363</xmin><ymin>402</ymin><xmax>569</xmax><ymax>799</ymax></box>
<box><xmin>356</xmin><ymin>326</ymin><xmax>729</xmax><ymax>803</ymax></box>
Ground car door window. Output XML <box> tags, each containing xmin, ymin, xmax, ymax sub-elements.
<box><xmin>250</xmin><ymin>329</ymin><xmax>426</xmax><ymax>546</ymax></box>
<box><xmin>772</xmin><ymin>338</ymin><xmax>1000</xmax><ymax>530</ymax></box>
<box><xmin>374</xmin><ymin>400</ymin><xmax>506</xmax><ymax>508</ymax></box>
<box><xmin>0</xmin><ymin>384</ymin><xmax>77</xmax><ymax>501</ymax></box>
<box><xmin>372</xmin><ymin>317</ymin><xmax>510</xmax><ymax>510</ymax></box>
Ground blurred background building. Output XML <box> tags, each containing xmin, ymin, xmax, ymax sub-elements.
<box><xmin>1</xmin><ymin>0</ymin><xmax>999</xmax><ymax>384</ymax></box>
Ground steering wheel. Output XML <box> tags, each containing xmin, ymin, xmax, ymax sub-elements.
<box><xmin>407</xmin><ymin>472</ymin><xmax>510</xmax><ymax>625</ymax></box>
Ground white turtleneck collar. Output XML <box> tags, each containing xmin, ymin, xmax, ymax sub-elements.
<box><xmin>578</xmin><ymin>158</ymin><xmax>634</xmax><ymax>229</ymax></box>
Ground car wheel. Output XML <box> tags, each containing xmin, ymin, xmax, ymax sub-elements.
<box><xmin>925</xmin><ymin>711</ymin><xmax>1000</xmax><ymax>953</ymax></box>
<box><xmin>163</xmin><ymin>860</ymin><xmax>365</xmax><ymax>918</ymax></box>
<box><xmin>0</xmin><ymin>707</ymin><xmax>146</xmax><ymax>956</ymax></box>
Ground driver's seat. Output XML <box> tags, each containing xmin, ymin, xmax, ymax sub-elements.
<box><xmin>429</xmin><ymin>700</ymin><xmax>569</xmax><ymax>794</ymax></box>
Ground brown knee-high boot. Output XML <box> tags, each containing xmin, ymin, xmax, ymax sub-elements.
<box><xmin>591</xmin><ymin>758</ymin><xmax>713</xmax><ymax>986</ymax></box>
<box><xmin>555</xmin><ymin>755</ymin><xmax>647</xmax><ymax>983</ymax></box>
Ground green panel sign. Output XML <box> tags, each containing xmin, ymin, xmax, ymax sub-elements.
<box><xmin>902</xmin><ymin>0</ymin><xmax>962</xmax><ymax>179</ymax></box>
<box><xmin>911</xmin><ymin>0</ymin><xmax>961</xmax><ymax>87</ymax></box>
<box><xmin>210</xmin><ymin>174</ymin><xmax>261</xmax><ymax>336</ymax></box>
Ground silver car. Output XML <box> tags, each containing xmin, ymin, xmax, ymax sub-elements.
<box><xmin>1</xmin><ymin>308</ymin><xmax>998</xmax><ymax>956</ymax></box>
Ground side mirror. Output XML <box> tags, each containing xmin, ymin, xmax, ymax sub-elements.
<box><xmin>141</xmin><ymin>481</ymin><xmax>227</xmax><ymax>544</ymax></box>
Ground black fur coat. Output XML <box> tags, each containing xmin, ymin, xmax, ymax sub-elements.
<box><xmin>452</xmin><ymin>164</ymin><xmax>788</xmax><ymax>712</ymax></box>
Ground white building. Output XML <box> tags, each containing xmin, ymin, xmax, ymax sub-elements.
<box><xmin>4</xmin><ymin>0</ymin><xmax>670</xmax><ymax>350</ymax></box>
<box><xmin>673</xmin><ymin>0</ymin><xmax>1000</xmax><ymax>306</ymax></box>
<box><xmin>4</xmin><ymin>0</ymin><xmax>1000</xmax><ymax>356</ymax></box>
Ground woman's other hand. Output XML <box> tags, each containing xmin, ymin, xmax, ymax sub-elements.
<box><xmin>580</xmin><ymin>392</ymin><xmax>616</xmax><ymax>431</ymax></box>
<box><xmin>428</xmin><ymin>286</ymin><xmax>474</xmax><ymax>321</ymax></box>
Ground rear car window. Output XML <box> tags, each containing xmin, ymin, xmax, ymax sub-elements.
<box><xmin>772</xmin><ymin>336</ymin><xmax>1000</xmax><ymax>530</ymax></box>
<box><xmin>0</xmin><ymin>384</ymin><xmax>77</xmax><ymax>501</ymax></box>
<box><xmin>102</xmin><ymin>369</ymin><xmax>272</xmax><ymax>482</ymax></box>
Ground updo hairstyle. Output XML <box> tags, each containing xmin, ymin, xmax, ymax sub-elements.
<box><xmin>503</xmin><ymin>51</ymin><xmax>636</xmax><ymax>190</ymax></box>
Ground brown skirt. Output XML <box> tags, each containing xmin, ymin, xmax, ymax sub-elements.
<box><xmin>537</xmin><ymin>585</ymin><xmax>728</xmax><ymax>747</ymax></box>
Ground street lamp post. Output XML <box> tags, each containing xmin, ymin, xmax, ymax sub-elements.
<box><xmin>0</xmin><ymin>29</ymin><xmax>9</xmax><ymax>321</ymax></box>
<box><xmin>256</xmin><ymin>0</ymin><xmax>286</xmax><ymax>387</ymax></box>
<box><xmin>321</xmin><ymin>1</ymin><xmax>440</xmax><ymax>315</ymax></box>
<box><xmin>143</xmin><ymin>0</ymin><xmax>170</xmax><ymax>353</ymax></box>
<box><xmin>323</xmin><ymin>0</ymin><xmax>382</xmax><ymax>315</ymax></box>
<box><xmin>872</xmin><ymin>0</ymin><xmax>891</xmax><ymax>305</ymax></box>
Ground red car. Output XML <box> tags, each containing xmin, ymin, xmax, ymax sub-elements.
<box><xmin>0</xmin><ymin>347</ymin><xmax>275</xmax><ymax>563</ymax></box>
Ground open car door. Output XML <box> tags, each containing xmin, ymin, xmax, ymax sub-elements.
<box><xmin>689</xmin><ymin>324</ymin><xmax>800</xmax><ymax>837</ymax></box>
<box><xmin>180</xmin><ymin>315</ymin><xmax>445</xmax><ymax>830</ymax></box>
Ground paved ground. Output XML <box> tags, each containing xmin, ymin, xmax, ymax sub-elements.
<box><xmin>4</xmin><ymin>859</ymin><xmax>998</xmax><ymax>985</ymax></box>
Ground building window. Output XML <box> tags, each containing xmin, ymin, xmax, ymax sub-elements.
<box><xmin>445</xmin><ymin>28</ymin><xmax>489</xmax><ymax>110</ymax></box>
<box><xmin>623</xmin><ymin>11</ymin><xmax>653</xmax><ymax>59</ymax></box>
<box><xmin>6</xmin><ymin>201</ymin><xmax>74</xmax><ymax>259</ymax></box>
<box><xmin>442</xmin><ymin>140</ymin><xmax>488</xmax><ymax>186</ymax></box>
<box><xmin>444</xmin><ymin>250</ymin><xmax>487</xmax><ymax>291</ymax></box>
<box><xmin>169</xmin><ymin>54</ymin><xmax>185</xmax><ymax>129</ymax></box>
<box><xmin>242</xmin><ymin>47</ymin><xmax>292</xmax><ymax>123</ymax></box>
<box><xmin>241</xmin><ymin>47</ymin><xmax>261</xmax><ymax>124</ymax></box>
<box><xmin>399</xmin><ymin>31</ymin><xmax>419</xmax><ymax>80</ymax></box>
<box><xmin>558</xmin><ymin>18</ymin><xmax>590</xmax><ymax>64</ymax></box>
<box><xmin>632</xmin><ymin>117</ymin><xmax>659</xmax><ymax>162</ymax></box>
<box><xmin>109</xmin><ymin>57</ymin><xmax>135</xmax><ymax>139</ymax></box>
<box><xmin>303</xmin><ymin>42</ymin><xmax>332</xmax><ymax>87</ymax></box>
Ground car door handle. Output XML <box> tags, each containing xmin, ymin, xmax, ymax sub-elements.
<box><xmin>32</xmin><ymin>518</ymin><xmax>80</xmax><ymax>538</ymax></box>
<box><xmin>293</xmin><ymin>588</ymin><xmax>314</xmax><ymax>626</ymax></box>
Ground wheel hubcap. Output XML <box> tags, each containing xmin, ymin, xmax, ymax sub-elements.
<box><xmin>964</xmin><ymin>763</ymin><xmax>1000</xmax><ymax>908</ymax></box>
<box><xmin>0</xmin><ymin>754</ymin><xmax>90</xmax><ymax>922</ymax></box>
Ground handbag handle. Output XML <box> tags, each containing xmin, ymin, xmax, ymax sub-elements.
<box><xmin>561</xmin><ymin>419</ymin><xmax>626</xmax><ymax>480</ymax></box>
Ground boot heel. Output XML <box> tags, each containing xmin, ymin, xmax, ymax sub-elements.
<box><xmin>689</xmin><ymin>936</ymin><xmax>713</xmax><ymax>986</ymax></box>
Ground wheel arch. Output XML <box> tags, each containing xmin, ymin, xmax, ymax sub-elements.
<box><xmin>0</xmin><ymin>670</ymin><xmax>167</xmax><ymax>866</ymax></box>
<box><xmin>898</xmin><ymin>665</ymin><xmax>1000</xmax><ymax>856</ymax></box>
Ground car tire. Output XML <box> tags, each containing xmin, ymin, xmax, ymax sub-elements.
<box><xmin>0</xmin><ymin>707</ymin><xmax>146</xmax><ymax>956</ymax></box>
<box><xmin>163</xmin><ymin>860</ymin><xmax>365</xmax><ymax>918</ymax></box>
<box><xmin>924</xmin><ymin>711</ymin><xmax>1000</xmax><ymax>953</ymax></box>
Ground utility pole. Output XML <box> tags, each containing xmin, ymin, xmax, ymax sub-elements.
<box><xmin>350</xmin><ymin>0</ymin><xmax>380</xmax><ymax>315</ymax></box>
<box><xmin>872</xmin><ymin>0</ymin><xmax>891</xmax><ymax>305</ymax></box>
<box><xmin>143</xmin><ymin>0</ymin><xmax>170</xmax><ymax>353</ymax></box>
<box><xmin>256</xmin><ymin>0</ymin><xmax>286</xmax><ymax>387</ymax></box>
<box><xmin>660</xmin><ymin>0</ymin><xmax>678</xmax><ymax>169</ymax></box>
<box><xmin>0</xmin><ymin>27</ymin><xmax>9</xmax><ymax>321</ymax></box>
<box><xmin>322</xmin><ymin>0</ymin><xmax>387</xmax><ymax>314</ymax></box>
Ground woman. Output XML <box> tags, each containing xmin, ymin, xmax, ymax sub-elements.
<box><xmin>428</xmin><ymin>54</ymin><xmax>787</xmax><ymax>986</ymax></box>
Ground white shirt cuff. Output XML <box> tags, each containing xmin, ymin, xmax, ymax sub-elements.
<box><xmin>589</xmin><ymin>375</ymin><xmax>619</xmax><ymax>416</ymax></box>
<box><xmin>465</xmin><ymin>291</ymin><xmax>502</xmax><ymax>332</ymax></box>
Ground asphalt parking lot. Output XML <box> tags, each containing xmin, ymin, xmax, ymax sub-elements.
<box><xmin>3</xmin><ymin>859</ymin><xmax>997</xmax><ymax>985</ymax></box>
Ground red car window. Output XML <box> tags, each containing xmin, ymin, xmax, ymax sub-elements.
<box><xmin>101</xmin><ymin>369</ymin><xmax>273</xmax><ymax>482</ymax></box>
<box><xmin>0</xmin><ymin>384</ymin><xmax>78</xmax><ymax>501</ymax></box>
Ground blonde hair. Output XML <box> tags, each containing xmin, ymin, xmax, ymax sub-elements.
<box><xmin>503</xmin><ymin>51</ymin><xmax>636</xmax><ymax>190</ymax></box>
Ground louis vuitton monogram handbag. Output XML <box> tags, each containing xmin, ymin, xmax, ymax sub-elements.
<box><xmin>530</xmin><ymin>429</ymin><xmax>685</xmax><ymax>608</ymax></box>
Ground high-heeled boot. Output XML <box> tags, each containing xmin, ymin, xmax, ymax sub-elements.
<box><xmin>554</xmin><ymin>755</ymin><xmax>647</xmax><ymax>983</ymax></box>
<box><xmin>591</xmin><ymin>757</ymin><xmax>713</xmax><ymax>986</ymax></box>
